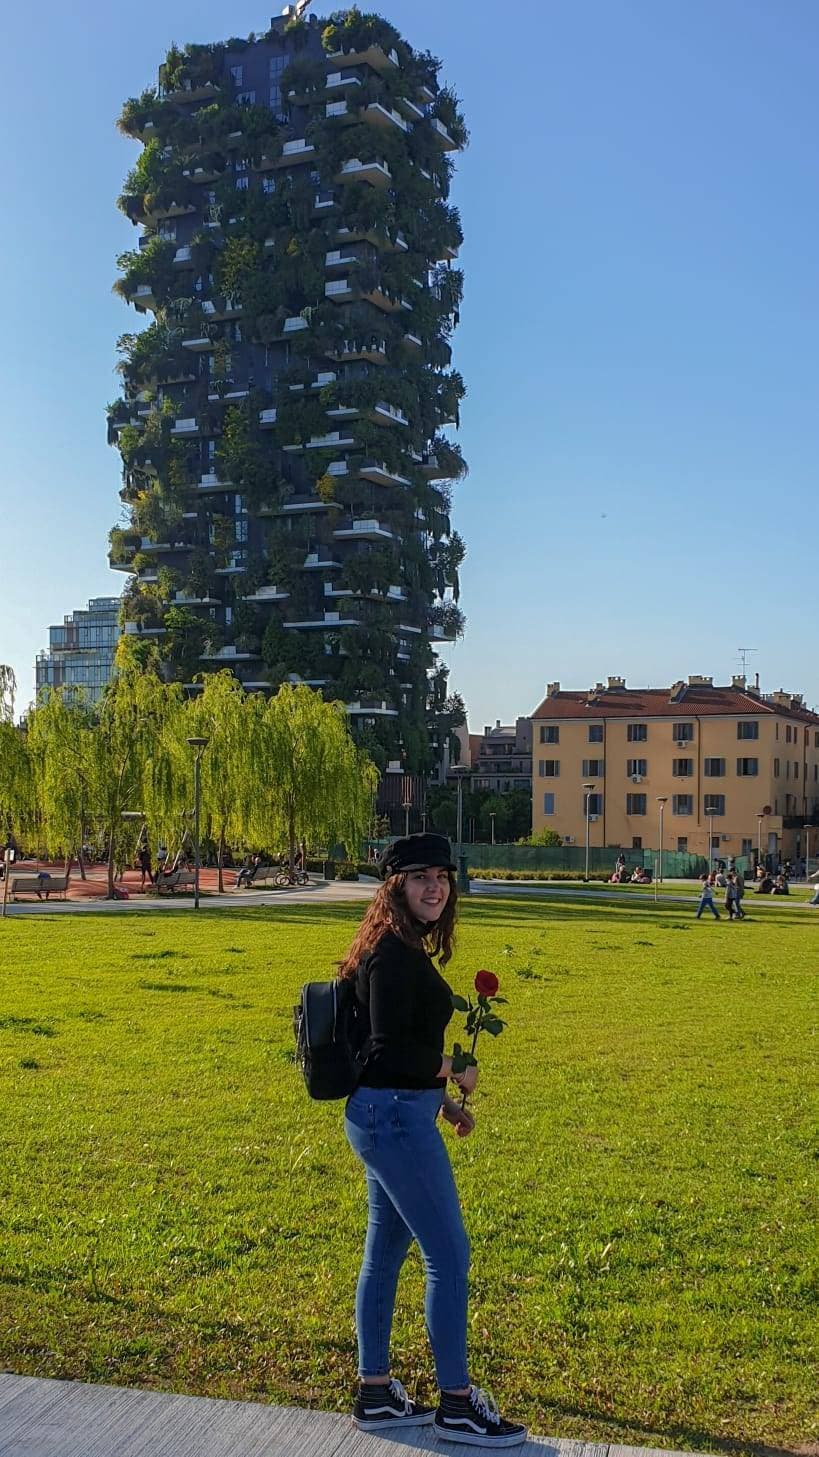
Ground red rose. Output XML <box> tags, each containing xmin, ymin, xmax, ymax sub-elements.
<box><xmin>474</xmin><ymin>969</ymin><xmax>499</xmax><ymax>998</ymax></box>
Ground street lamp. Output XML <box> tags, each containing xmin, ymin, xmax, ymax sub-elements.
<box><xmin>804</xmin><ymin>825</ymin><xmax>811</xmax><ymax>881</ymax></box>
<box><xmin>583</xmin><ymin>782</ymin><xmax>596</xmax><ymax>883</ymax></box>
<box><xmin>451</xmin><ymin>764</ymin><xmax>471</xmax><ymax>894</ymax></box>
<box><xmin>402</xmin><ymin>785</ymin><xmax>412</xmax><ymax>837</ymax></box>
<box><xmin>656</xmin><ymin>796</ymin><xmax>668</xmax><ymax>886</ymax></box>
<box><xmin>186</xmin><ymin>737</ymin><xmax>210</xmax><ymax>911</ymax></box>
<box><xmin>708</xmin><ymin>805</ymin><xmax>715</xmax><ymax>874</ymax></box>
<box><xmin>490</xmin><ymin>812</ymin><xmax>496</xmax><ymax>846</ymax></box>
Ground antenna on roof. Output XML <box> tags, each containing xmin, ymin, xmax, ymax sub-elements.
<box><xmin>737</xmin><ymin>647</ymin><xmax>757</xmax><ymax>677</ymax></box>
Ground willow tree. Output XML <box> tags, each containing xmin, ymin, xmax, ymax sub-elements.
<box><xmin>0</xmin><ymin>666</ymin><xmax>16</xmax><ymax>724</ymax></box>
<box><xmin>182</xmin><ymin>672</ymin><xmax>254</xmax><ymax>892</ymax></box>
<box><xmin>0</xmin><ymin>721</ymin><xmax>33</xmax><ymax>845</ymax></box>
<box><xmin>92</xmin><ymin>639</ymin><xmax>185</xmax><ymax>896</ymax></box>
<box><xmin>248</xmin><ymin>684</ymin><xmax>378</xmax><ymax>876</ymax></box>
<box><xmin>26</xmin><ymin>691</ymin><xmax>97</xmax><ymax>875</ymax></box>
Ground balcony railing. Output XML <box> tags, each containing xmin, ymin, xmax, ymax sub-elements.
<box><xmin>336</xmin><ymin>157</ymin><xmax>392</xmax><ymax>188</ymax></box>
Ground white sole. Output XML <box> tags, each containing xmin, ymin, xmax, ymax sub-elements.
<box><xmin>432</xmin><ymin>1420</ymin><xmax>528</xmax><ymax>1447</ymax></box>
<box><xmin>353</xmin><ymin>1412</ymin><xmax>435</xmax><ymax>1430</ymax></box>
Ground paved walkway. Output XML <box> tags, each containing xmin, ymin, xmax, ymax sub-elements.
<box><xmin>0</xmin><ymin>1372</ymin><xmax>693</xmax><ymax>1457</ymax></box>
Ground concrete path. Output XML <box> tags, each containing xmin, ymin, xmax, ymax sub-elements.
<box><xmin>0</xmin><ymin>1372</ymin><xmax>699</xmax><ymax>1457</ymax></box>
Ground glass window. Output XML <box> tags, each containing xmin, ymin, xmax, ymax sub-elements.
<box><xmin>586</xmin><ymin>793</ymin><xmax>603</xmax><ymax>816</ymax></box>
<box><xmin>704</xmin><ymin>758</ymin><xmax>725</xmax><ymax>776</ymax></box>
<box><xmin>582</xmin><ymin>759</ymin><xmax>604</xmax><ymax>776</ymax></box>
<box><xmin>627</xmin><ymin>723</ymin><xmax>647</xmax><ymax>741</ymax></box>
<box><xmin>538</xmin><ymin>760</ymin><xmax>559</xmax><ymax>777</ymax></box>
<box><xmin>737</xmin><ymin>721</ymin><xmax>759</xmax><ymax>739</ymax></box>
<box><xmin>588</xmin><ymin>725</ymin><xmax>603</xmax><ymax>743</ymax></box>
<box><xmin>677</xmin><ymin>837</ymin><xmax>688</xmax><ymax>853</ymax></box>
<box><xmin>672</xmin><ymin>722</ymin><xmax>694</xmax><ymax>741</ymax></box>
<box><xmin>539</xmin><ymin>725</ymin><xmax>559</xmax><ymax>744</ymax></box>
<box><xmin>230</xmin><ymin>65</ymin><xmax>243</xmax><ymax>86</ymax></box>
<box><xmin>704</xmin><ymin>794</ymin><xmax>725</xmax><ymax>815</ymax></box>
<box><xmin>736</xmin><ymin>758</ymin><xmax>758</xmax><ymax>776</ymax></box>
<box><xmin>741</xmin><ymin>838</ymin><xmax>753</xmax><ymax>855</ymax></box>
<box><xmin>627</xmin><ymin>794</ymin><xmax>647</xmax><ymax>815</ymax></box>
<box><xmin>627</xmin><ymin>759</ymin><xmax>647</xmax><ymax>777</ymax></box>
<box><xmin>673</xmin><ymin>758</ymin><xmax>693</xmax><ymax>776</ymax></box>
<box><xmin>673</xmin><ymin>794</ymin><xmax>693</xmax><ymax>815</ymax></box>
<box><xmin>236</xmin><ymin>90</ymin><xmax>256</xmax><ymax>106</ymax></box>
<box><xmin>543</xmin><ymin>793</ymin><xmax>555</xmax><ymax>816</ymax></box>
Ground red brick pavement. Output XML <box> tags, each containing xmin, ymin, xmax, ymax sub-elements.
<box><xmin>3</xmin><ymin>862</ymin><xmax>237</xmax><ymax>901</ymax></box>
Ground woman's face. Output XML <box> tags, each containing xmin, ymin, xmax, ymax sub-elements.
<box><xmin>403</xmin><ymin>866</ymin><xmax>451</xmax><ymax>923</ymax></box>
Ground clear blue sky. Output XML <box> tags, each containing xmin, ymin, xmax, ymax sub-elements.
<box><xmin>2</xmin><ymin>0</ymin><xmax>818</xmax><ymax>726</ymax></box>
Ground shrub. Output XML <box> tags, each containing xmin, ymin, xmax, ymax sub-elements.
<box><xmin>468</xmin><ymin>869</ymin><xmax>614</xmax><ymax>883</ymax></box>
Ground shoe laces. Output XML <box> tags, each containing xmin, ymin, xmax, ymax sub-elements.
<box><xmin>469</xmin><ymin>1385</ymin><xmax>501</xmax><ymax>1424</ymax></box>
<box><xmin>388</xmin><ymin>1377</ymin><xmax>412</xmax><ymax>1414</ymax></box>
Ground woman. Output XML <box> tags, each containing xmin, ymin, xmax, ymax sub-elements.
<box><xmin>337</xmin><ymin>832</ymin><xmax>527</xmax><ymax>1448</ymax></box>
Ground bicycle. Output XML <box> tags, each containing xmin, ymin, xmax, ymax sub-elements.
<box><xmin>274</xmin><ymin>865</ymin><xmax>309</xmax><ymax>888</ymax></box>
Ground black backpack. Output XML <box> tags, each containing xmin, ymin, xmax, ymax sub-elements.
<box><xmin>293</xmin><ymin>976</ymin><xmax>370</xmax><ymax>1100</ymax></box>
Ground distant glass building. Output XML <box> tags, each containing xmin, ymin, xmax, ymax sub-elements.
<box><xmin>35</xmin><ymin>597</ymin><xmax>121</xmax><ymax>704</ymax></box>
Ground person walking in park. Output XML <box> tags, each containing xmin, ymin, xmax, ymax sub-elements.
<box><xmin>724</xmin><ymin>872</ymin><xmax>743</xmax><ymax>920</ymax></box>
<box><xmin>696</xmin><ymin>873</ymin><xmax>720</xmax><ymax>920</ymax></box>
<box><xmin>137</xmin><ymin>842</ymin><xmax>153</xmax><ymax>890</ymax></box>
<box><xmin>337</xmin><ymin>832</ymin><xmax>527</xmax><ymax>1447</ymax></box>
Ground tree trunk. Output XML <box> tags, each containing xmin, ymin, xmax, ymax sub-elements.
<box><xmin>288</xmin><ymin>805</ymin><xmax>297</xmax><ymax>885</ymax></box>
<box><xmin>218</xmin><ymin>828</ymin><xmax>225</xmax><ymax>895</ymax></box>
<box><xmin>107</xmin><ymin>832</ymin><xmax>116</xmax><ymax>899</ymax></box>
<box><xmin>76</xmin><ymin>843</ymin><xmax>87</xmax><ymax>881</ymax></box>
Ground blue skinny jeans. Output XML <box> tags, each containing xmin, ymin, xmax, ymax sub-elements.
<box><xmin>344</xmin><ymin>1085</ymin><xmax>471</xmax><ymax>1390</ymax></box>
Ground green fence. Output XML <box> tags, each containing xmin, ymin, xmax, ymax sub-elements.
<box><xmin>362</xmin><ymin>840</ymin><xmax>749</xmax><ymax>880</ymax></box>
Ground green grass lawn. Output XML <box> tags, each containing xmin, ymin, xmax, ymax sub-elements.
<box><xmin>0</xmin><ymin>894</ymin><xmax>815</xmax><ymax>1453</ymax></box>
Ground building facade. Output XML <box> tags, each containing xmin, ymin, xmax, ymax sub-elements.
<box><xmin>470</xmin><ymin>719</ymin><xmax>532</xmax><ymax>795</ymax></box>
<box><xmin>530</xmin><ymin>675</ymin><xmax>819</xmax><ymax>863</ymax></box>
<box><xmin>109</xmin><ymin>8</ymin><xmax>466</xmax><ymax>773</ymax></box>
<box><xmin>35</xmin><ymin>598</ymin><xmax>121</xmax><ymax>705</ymax></box>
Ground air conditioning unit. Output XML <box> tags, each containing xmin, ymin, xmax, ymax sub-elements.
<box><xmin>589</xmin><ymin>815</ymin><xmax>599</xmax><ymax>823</ymax></box>
<box><xmin>631</xmin><ymin>774</ymin><xmax>643</xmax><ymax>783</ymax></box>
<box><xmin>564</xmin><ymin>835</ymin><xmax>575</xmax><ymax>845</ymax></box>
<box><xmin>675</xmin><ymin>738</ymin><xmax>689</xmax><ymax>748</ymax></box>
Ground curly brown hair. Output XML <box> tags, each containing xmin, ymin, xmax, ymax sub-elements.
<box><xmin>337</xmin><ymin>870</ymin><xmax>458</xmax><ymax>979</ymax></box>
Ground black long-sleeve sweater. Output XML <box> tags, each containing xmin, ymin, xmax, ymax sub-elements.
<box><xmin>354</xmin><ymin>931</ymin><xmax>454</xmax><ymax>1089</ymax></box>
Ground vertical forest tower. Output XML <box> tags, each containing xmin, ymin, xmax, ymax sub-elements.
<box><xmin>109</xmin><ymin>7</ymin><xmax>467</xmax><ymax>772</ymax></box>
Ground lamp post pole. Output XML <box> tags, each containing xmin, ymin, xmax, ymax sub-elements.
<box><xmin>708</xmin><ymin>809</ymin><xmax>715</xmax><ymax>874</ymax></box>
<box><xmin>187</xmin><ymin>737</ymin><xmax>210</xmax><ymax>911</ymax></box>
<box><xmin>490</xmin><ymin>812</ymin><xmax>496</xmax><ymax>846</ymax></box>
<box><xmin>583</xmin><ymin>782</ymin><xmax>595</xmax><ymax>883</ymax></box>
<box><xmin>804</xmin><ymin>825</ymin><xmax>811</xmax><ymax>882</ymax></box>
<box><xmin>657</xmin><ymin>796</ymin><xmax>667</xmax><ymax>884</ymax></box>
<box><xmin>757</xmin><ymin>812</ymin><xmax>765</xmax><ymax>868</ymax></box>
<box><xmin>453</xmin><ymin>766</ymin><xmax>470</xmax><ymax>893</ymax></box>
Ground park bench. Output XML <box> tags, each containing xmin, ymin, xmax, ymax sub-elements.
<box><xmin>236</xmin><ymin>864</ymin><xmax>277</xmax><ymax>887</ymax></box>
<box><xmin>11</xmin><ymin>870</ymin><xmax>70</xmax><ymax>901</ymax></box>
<box><xmin>156</xmin><ymin>869</ymin><xmax>197</xmax><ymax>895</ymax></box>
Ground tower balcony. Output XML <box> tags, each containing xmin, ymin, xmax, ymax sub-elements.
<box><xmin>330</xmin><ymin>338</ymin><xmax>388</xmax><ymax>365</ymax></box>
<box><xmin>181</xmin><ymin>163</ymin><xmax>223</xmax><ymax>184</ymax></box>
<box><xmin>259</xmin><ymin>408</ymin><xmax>278</xmax><ymax>427</ymax></box>
<box><xmin>214</xmin><ymin>552</ymin><xmax>247</xmax><ymax>576</ymax></box>
<box><xmin>181</xmin><ymin>332</ymin><xmax>215</xmax><ymax>351</ymax></box>
<box><xmin>325</xmin><ymin>44</ymin><xmax>400</xmax><ymax>73</ymax></box>
<box><xmin>336</xmin><ymin>157</ymin><xmax>392</xmax><ymax>188</ymax></box>
<box><xmin>273</xmin><ymin>138</ymin><xmax>317</xmax><ymax>167</ymax></box>
<box><xmin>371</xmin><ymin>402</ymin><xmax>409</xmax><ymax>428</ymax></box>
<box><xmin>284</xmin><ymin>609</ymin><xmax>361</xmax><ymax>630</ymax></box>
<box><xmin>144</xmin><ymin>199</ymin><xmax>196</xmax><ymax>224</ymax></box>
<box><xmin>324</xmin><ymin>70</ymin><xmax>363</xmax><ymax>95</ymax></box>
<box><xmin>158</xmin><ymin>79</ymin><xmax>221</xmax><ymax>105</ymax></box>
<box><xmin>429</xmin><ymin>116</ymin><xmax>458</xmax><ymax>150</ymax></box>
<box><xmin>281</xmin><ymin>316</ymin><xmax>310</xmax><ymax>336</ymax></box>
<box><xmin>324</xmin><ymin>248</ymin><xmax>362</xmax><ymax>271</ymax></box>
<box><xmin>303</xmin><ymin>552</ymin><xmax>342</xmax><ymax>570</ymax></box>
<box><xmin>109</xmin><ymin>559</ymin><xmax>135</xmax><ymax>573</ymax></box>
<box><xmin>132</xmin><ymin>284</ymin><xmax>157</xmax><ymax>312</ymax></box>
<box><xmin>173</xmin><ymin>591</ymin><xmax>220</xmax><ymax>606</ymax></box>
<box><xmin>345</xmin><ymin>699</ymin><xmax>399</xmax><ymax>717</ymax></box>
<box><xmin>123</xmin><ymin>622</ymin><xmax>167</xmax><ymax>636</ymax></box>
<box><xmin>336</xmin><ymin>224</ymin><xmax>408</xmax><ymax>253</ymax></box>
<box><xmin>241</xmin><ymin>585</ymin><xmax>290</xmax><ymax>603</ymax></box>
<box><xmin>333</xmin><ymin>519</ymin><xmax>399</xmax><ymax>542</ymax></box>
<box><xmin>282</xmin><ymin>430</ymin><xmax>357</xmax><ymax>454</ymax></box>
<box><xmin>363</xmin><ymin>102</ymin><xmax>410</xmax><ymax>134</ymax></box>
<box><xmin>287</xmin><ymin>371</ymin><xmax>337</xmax><ymax>394</ymax></box>
<box><xmin>396</xmin><ymin>95</ymin><xmax>425</xmax><ymax>123</ymax></box>
<box><xmin>170</xmin><ymin>417</ymin><xmax>199</xmax><ymax>437</ymax></box>
<box><xmin>201</xmin><ymin>644</ymin><xmax>256</xmax><ymax>662</ymax></box>
<box><xmin>359</xmin><ymin>461</ymin><xmax>411</xmax><ymax>488</ymax></box>
<box><xmin>325</xmin><ymin>278</ymin><xmax>356</xmax><ymax>303</ymax></box>
<box><xmin>197</xmin><ymin>472</ymin><xmax>232</xmax><ymax>492</ymax></box>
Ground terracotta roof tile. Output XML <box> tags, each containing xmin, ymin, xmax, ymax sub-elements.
<box><xmin>530</xmin><ymin>686</ymin><xmax>819</xmax><ymax>724</ymax></box>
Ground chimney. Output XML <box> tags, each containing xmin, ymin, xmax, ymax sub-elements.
<box><xmin>496</xmin><ymin>719</ymin><xmax>501</xmax><ymax>729</ymax></box>
<box><xmin>607</xmin><ymin>675</ymin><xmax>626</xmax><ymax>690</ymax></box>
<box><xmin>545</xmin><ymin>681</ymin><xmax>560</xmax><ymax>698</ymax></box>
<box><xmin>688</xmin><ymin>674</ymin><xmax>713</xmax><ymax>687</ymax></box>
<box><xmin>770</xmin><ymin>690</ymin><xmax>791</xmax><ymax>708</ymax></box>
<box><xmin>483</xmin><ymin>726</ymin><xmax>490</xmax><ymax>737</ymax></box>
<box><xmin>668</xmin><ymin>679</ymin><xmax>686</xmax><ymax>702</ymax></box>
<box><xmin>732</xmin><ymin>674</ymin><xmax>746</xmax><ymax>691</ymax></box>
<box><xmin>755</xmin><ymin>671</ymin><xmax>760</xmax><ymax>690</ymax></box>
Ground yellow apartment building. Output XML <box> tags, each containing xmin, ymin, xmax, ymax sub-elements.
<box><xmin>530</xmin><ymin>675</ymin><xmax>819</xmax><ymax>863</ymax></box>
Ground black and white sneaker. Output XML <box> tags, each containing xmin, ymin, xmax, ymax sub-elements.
<box><xmin>353</xmin><ymin>1376</ymin><xmax>435</xmax><ymax>1430</ymax></box>
<box><xmin>434</xmin><ymin>1385</ymin><xmax>528</xmax><ymax>1446</ymax></box>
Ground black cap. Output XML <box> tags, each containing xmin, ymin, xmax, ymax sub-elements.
<box><xmin>378</xmin><ymin>832</ymin><xmax>456</xmax><ymax>880</ymax></box>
